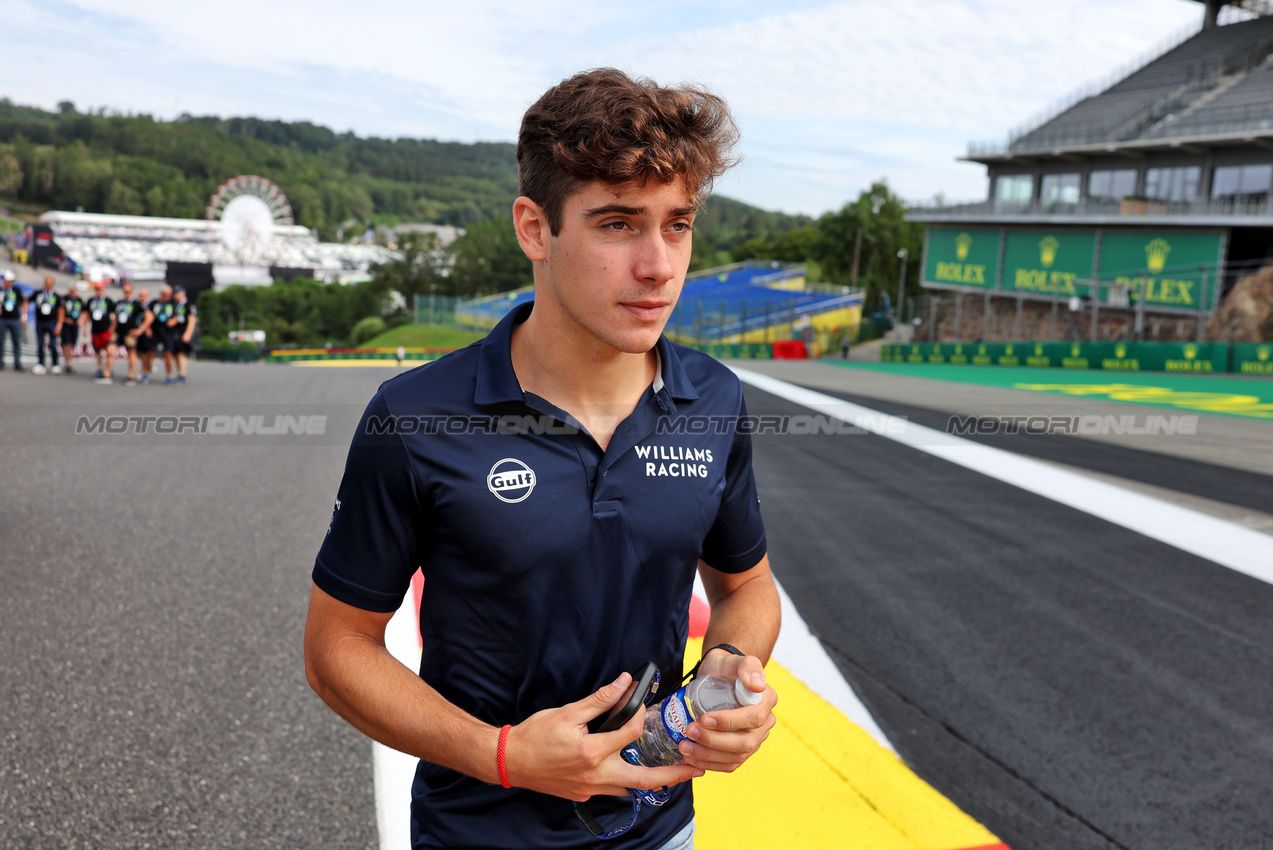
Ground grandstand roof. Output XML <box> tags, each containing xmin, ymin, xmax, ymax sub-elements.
<box><xmin>967</xmin><ymin>15</ymin><xmax>1273</xmax><ymax>162</ymax></box>
<box><xmin>38</xmin><ymin>210</ymin><xmax>394</xmax><ymax>282</ymax></box>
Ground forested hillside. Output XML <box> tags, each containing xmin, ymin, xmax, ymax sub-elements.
<box><xmin>0</xmin><ymin>99</ymin><xmax>922</xmax><ymax>308</ymax></box>
<box><xmin>0</xmin><ymin>99</ymin><xmax>809</xmax><ymax>259</ymax></box>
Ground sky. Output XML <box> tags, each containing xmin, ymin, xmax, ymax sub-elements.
<box><xmin>1</xmin><ymin>0</ymin><xmax>1213</xmax><ymax>217</ymax></box>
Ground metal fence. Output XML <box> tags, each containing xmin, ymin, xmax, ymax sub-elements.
<box><xmin>412</xmin><ymin>294</ymin><xmax>466</xmax><ymax>326</ymax></box>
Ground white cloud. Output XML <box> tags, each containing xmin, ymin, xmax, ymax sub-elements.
<box><xmin>3</xmin><ymin>0</ymin><xmax>1205</xmax><ymax>214</ymax></box>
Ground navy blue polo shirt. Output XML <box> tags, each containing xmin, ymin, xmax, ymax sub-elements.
<box><xmin>314</xmin><ymin>302</ymin><xmax>766</xmax><ymax>850</ymax></box>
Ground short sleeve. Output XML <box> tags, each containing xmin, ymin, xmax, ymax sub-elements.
<box><xmin>312</xmin><ymin>391</ymin><xmax>426</xmax><ymax>612</ymax></box>
<box><xmin>700</xmin><ymin>390</ymin><xmax>767</xmax><ymax>574</ymax></box>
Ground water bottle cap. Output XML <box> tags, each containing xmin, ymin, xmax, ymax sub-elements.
<box><xmin>734</xmin><ymin>676</ymin><xmax>763</xmax><ymax>706</ymax></box>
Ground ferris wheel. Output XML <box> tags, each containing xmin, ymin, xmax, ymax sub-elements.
<box><xmin>206</xmin><ymin>175</ymin><xmax>295</xmax><ymax>262</ymax></box>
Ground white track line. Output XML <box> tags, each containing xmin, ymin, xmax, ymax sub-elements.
<box><xmin>731</xmin><ymin>367</ymin><xmax>1273</xmax><ymax>585</ymax></box>
<box><xmin>373</xmin><ymin>598</ymin><xmax>424</xmax><ymax>850</ymax></box>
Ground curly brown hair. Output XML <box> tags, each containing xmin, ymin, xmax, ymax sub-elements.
<box><xmin>517</xmin><ymin>68</ymin><xmax>740</xmax><ymax>234</ymax></box>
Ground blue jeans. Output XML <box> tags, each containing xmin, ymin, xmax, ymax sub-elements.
<box><xmin>656</xmin><ymin>818</ymin><xmax>694</xmax><ymax>850</ymax></box>
<box><xmin>36</xmin><ymin>320</ymin><xmax>58</xmax><ymax>366</ymax></box>
<box><xmin>0</xmin><ymin>318</ymin><xmax>20</xmax><ymax>367</ymax></box>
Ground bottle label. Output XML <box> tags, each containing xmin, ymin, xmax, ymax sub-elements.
<box><xmin>659</xmin><ymin>685</ymin><xmax>693</xmax><ymax>744</ymax></box>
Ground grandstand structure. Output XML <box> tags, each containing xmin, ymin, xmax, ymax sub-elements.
<box><xmin>909</xmin><ymin>0</ymin><xmax>1273</xmax><ymax>342</ymax></box>
<box><xmin>456</xmin><ymin>261</ymin><xmax>864</xmax><ymax>351</ymax></box>
<box><xmin>16</xmin><ymin>178</ymin><xmax>394</xmax><ymax>297</ymax></box>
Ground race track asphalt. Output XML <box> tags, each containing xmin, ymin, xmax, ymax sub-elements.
<box><xmin>2</xmin><ymin>358</ymin><xmax>1271</xmax><ymax>850</ymax></box>
<box><xmin>737</xmin><ymin>363</ymin><xmax>1273</xmax><ymax>850</ymax></box>
<box><xmin>0</xmin><ymin>364</ymin><xmax>378</xmax><ymax>849</ymax></box>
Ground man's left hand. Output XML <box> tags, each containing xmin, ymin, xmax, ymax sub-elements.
<box><xmin>676</xmin><ymin>650</ymin><xmax>777</xmax><ymax>773</ymax></box>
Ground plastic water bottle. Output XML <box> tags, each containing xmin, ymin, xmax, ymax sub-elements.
<box><xmin>626</xmin><ymin>676</ymin><xmax>763</xmax><ymax>767</ymax></box>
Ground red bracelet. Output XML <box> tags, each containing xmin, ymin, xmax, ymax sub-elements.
<box><xmin>497</xmin><ymin>724</ymin><xmax>512</xmax><ymax>789</ymax></box>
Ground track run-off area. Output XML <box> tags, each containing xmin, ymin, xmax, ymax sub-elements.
<box><xmin>2</xmin><ymin>355</ymin><xmax>1271</xmax><ymax>849</ymax></box>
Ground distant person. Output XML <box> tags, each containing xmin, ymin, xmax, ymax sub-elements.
<box><xmin>396</xmin><ymin>344</ymin><xmax>405</xmax><ymax>366</ymax></box>
<box><xmin>135</xmin><ymin>287</ymin><xmax>156</xmax><ymax>383</ymax></box>
<box><xmin>85</xmin><ymin>280</ymin><xmax>116</xmax><ymax>384</ymax></box>
<box><xmin>32</xmin><ymin>276</ymin><xmax>62</xmax><ymax>374</ymax></box>
<box><xmin>112</xmin><ymin>280</ymin><xmax>150</xmax><ymax>386</ymax></box>
<box><xmin>0</xmin><ymin>270</ymin><xmax>26</xmax><ymax>371</ymax></box>
<box><xmin>149</xmin><ymin>285</ymin><xmax>177</xmax><ymax>385</ymax></box>
<box><xmin>58</xmin><ymin>283</ymin><xmax>86</xmax><ymax>374</ymax></box>
<box><xmin>170</xmin><ymin>286</ymin><xmax>197</xmax><ymax>385</ymax></box>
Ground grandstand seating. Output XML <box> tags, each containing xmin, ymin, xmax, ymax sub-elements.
<box><xmin>456</xmin><ymin>262</ymin><xmax>863</xmax><ymax>343</ymax></box>
<box><xmin>1149</xmin><ymin>62</ymin><xmax>1273</xmax><ymax>138</ymax></box>
<box><xmin>1009</xmin><ymin>16</ymin><xmax>1273</xmax><ymax>152</ymax></box>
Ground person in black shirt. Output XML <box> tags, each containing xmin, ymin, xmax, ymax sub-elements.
<box><xmin>0</xmin><ymin>270</ymin><xmax>27</xmax><ymax>371</ymax></box>
<box><xmin>135</xmin><ymin>287</ymin><xmax>156</xmax><ymax>383</ymax></box>
<box><xmin>112</xmin><ymin>280</ymin><xmax>150</xmax><ymax>386</ymax></box>
<box><xmin>58</xmin><ymin>284</ymin><xmax>86</xmax><ymax>374</ymax></box>
<box><xmin>170</xmin><ymin>286</ymin><xmax>197</xmax><ymax>385</ymax></box>
<box><xmin>32</xmin><ymin>276</ymin><xmax>62</xmax><ymax>374</ymax></box>
<box><xmin>85</xmin><ymin>280</ymin><xmax>116</xmax><ymax>384</ymax></box>
<box><xmin>148</xmin><ymin>285</ymin><xmax>177</xmax><ymax>386</ymax></box>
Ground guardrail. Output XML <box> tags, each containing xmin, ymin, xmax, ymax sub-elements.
<box><xmin>879</xmin><ymin>341</ymin><xmax>1273</xmax><ymax>375</ymax></box>
<box><xmin>266</xmin><ymin>347</ymin><xmax>454</xmax><ymax>363</ymax></box>
<box><xmin>689</xmin><ymin>341</ymin><xmax>810</xmax><ymax>360</ymax></box>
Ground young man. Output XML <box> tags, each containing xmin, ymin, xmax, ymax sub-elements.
<box><xmin>149</xmin><ymin>285</ymin><xmax>177</xmax><ymax>385</ymax></box>
<box><xmin>0</xmin><ymin>270</ymin><xmax>26</xmax><ymax>371</ymax></box>
<box><xmin>58</xmin><ymin>283</ymin><xmax>86</xmax><ymax>374</ymax></box>
<box><xmin>32</xmin><ymin>276</ymin><xmax>61</xmax><ymax>375</ymax></box>
<box><xmin>85</xmin><ymin>280</ymin><xmax>115</xmax><ymax>384</ymax></box>
<box><xmin>170</xmin><ymin>286</ymin><xmax>196</xmax><ymax>384</ymax></box>
<box><xmin>112</xmin><ymin>281</ymin><xmax>150</xmax><ymax>386</ymax></box>
<box><xmin>305</xmin><ymin>69</ymin><xmax>780</xmax><ymax>850</ymax></box>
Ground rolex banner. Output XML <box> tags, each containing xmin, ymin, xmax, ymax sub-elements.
<box><xmin>878</xmin><ymin>342</ymin><xmax>1231</xmax><ymax>372</ymax></box>
<box><xmin>1095</xmin><ymin>232</ymin><xmax>1223</xmax><ymax>310</ymax></box>
<box><xmin>923</xmin><ymin>227</ymin><xmax>1000</xmax><ymax>288</ymax></box>
<box><xmin>1086</xmin><ymin>341</ymin><xmax>1229</xmax><ymax>372</ymax></box>
<box><xmin>921</xmin><ymin>227</ymin><xmax>1224</xmax><ymax>310</ymax></box>
<box><xmin>1233</xmin><ymin>343</ymin><xmax>1273</xmax><ymax>376</ymax></box>
<box><xmin>1004</xmin><ymin>230</ymin><xmax>1096</xmax><ymax>297</ymax></box>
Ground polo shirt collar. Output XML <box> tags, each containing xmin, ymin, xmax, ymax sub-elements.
<box><xmin>474</xmin><ymin>300</ymin><xmax>699</xmax><ymax>406</ymax></box>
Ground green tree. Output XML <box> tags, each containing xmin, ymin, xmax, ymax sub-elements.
<box><xmin>198</xmin><ymin>277</ymin><xmax>382</xmax><ymax>346</ymax></box>
<box><xmin>0</xmin><ymin>152</ymin><xmax>22</xmax><ymax>196</ymax></box>
<box><xmin>144</xmin><ymin>185</ymin><xmax>166</xmax><ymax>216</ymax></box>
<box><xmin>370</xmin><ymin>231</ymin><xmax>450</xmax><ymax>302</ymax></box>
<box><xmin>105</xmin><ymin>180</ymin><xmax>144</xmax><ymax>215</ymax></box>
<box><xmin>811</xmin><ymin>181</ymin><xmax>923</xmax><ymax>313</ymax></box>
<box><xmin>445</xmin><ymin>218</ymin><xmax>531</xmax><ymax>297</ymax></box>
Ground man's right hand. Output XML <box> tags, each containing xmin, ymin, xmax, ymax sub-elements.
<box><xmin>503</xmin><ymin>673</ymin><xmax>701</xmax><ymax>802</ymax></box>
